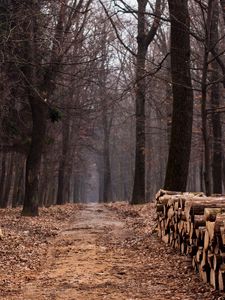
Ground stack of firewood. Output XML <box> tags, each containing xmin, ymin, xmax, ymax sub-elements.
<box><xmin>155</xmin><ymin>189</ymin><xmax>225</xmax><ymax>291</ymax></box>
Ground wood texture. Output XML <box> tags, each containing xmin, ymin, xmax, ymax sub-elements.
<box><xmin>155</xmin><ymin>190</ymin><xmax>225</xmax><ymax>291</ymax></box>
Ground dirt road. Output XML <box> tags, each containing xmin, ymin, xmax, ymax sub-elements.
<box><xmin>6</xmin><ymin>204</ymin><xmax>223</xmax><ymax>300</ymax></box>
<box><xmin>22</xmin><ymin>204</ymin><xmax>128</xmax><ymax>300</ymax></box>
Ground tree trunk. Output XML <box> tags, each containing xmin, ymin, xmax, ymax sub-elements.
<box><xmin>38</xmin><ymin>155</ymin><xmax>50</xmax><ymax>207</ymax></box>
<box><xmin>73</xmin><ymin>174</ymin><xmax>78</xmax><ymax>203</ymax></box>
<box><xmin>131</xmin><ymin>0</ymin><xmax>148</xmax><ymax>204</ymax></box>
<box><xmin>202</xmin><ymin>48</ymin><xmax>211</xmax><ymax>195</ymax></box>
<box><xmin>21</xmin><ymin>1</ymin><xmax>48</xmax><ymax>216</ymax></box>
<box><xmin>56</xmin><ymin>160</ymin><xmax>65</xmax><ymax>205</ymax></box>
<box><xmin>131</xmin><ymin>46</ymin><xmax>147</xmax><ymax>204</ymax></box>
<box><xmin>97</xmin><ymin>157</ymin><xmax>104</xmax><ymax>203</ymax></box>
<box><xmin>131</xmin><ymin>0</ymin><xmax>161</xmax><ymax>203</ymax></box>
<box><xmin>12</xmin><ymin>157</ymin><xmax>23</xmax><ymax>208</ymax></box>
<box><xmin>200</xmin><ymin>1</ymin><xmax>215</xmax><ymax>196</ymax></box>
<box><xmin>220</xmin><ymin>0</ymin><xmax>225</xmax><ymax>24</ymax></box>
<box><xmin>15</xmin><ymin>163</ymin><xmax>25</xmax><ymax>207</ymax></box>
<box><xmin>56</xmin><ymin>111</ymin><xmax>70</xmax><ymax>205</ymax></box>
<box><xmin>211</xmin><ymin>1</ymin><xmax>222</xmax><ymax>194</ymax></box>
<box><xmin>0</xmin><ymin>152</ymin><xmax>6</xmax><ymax>206</ymax></box>
<box><xmin>200</xmin><ymin>152</ymin><xmax>205</xmax><ymax>192</ymax></box>
<box><xmin>102</xmin><ymin>129</ymin><xmax>112</xmax><ymax>202</ymax></box>
<box><xmin>22</xmin><ymin>97</ymin><xmax>47</xmax><ymax>216</ymax></box>
<box><xmin>164</xmin><ymin>0</ymin><xmax>193</xmax><ymax>192</ymax></box>
<box><xmin>2</xmin><ymin>153</ymin><xmax>14</xmax><ymax>208</ymax></box>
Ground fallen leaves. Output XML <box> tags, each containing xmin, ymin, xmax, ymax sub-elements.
<box><xmin>0</xmin><ymin>202</ymin><xmax>225</xmax><ymax>300</ymax></box>
<box><xmin>0</xmin><ymin>204</ymin><xmax>82</xmax><ymax>298</ymax></box>
<box><xmin>107</xmin><ymin>202</ymin><xmax>224</xmax><ymax>300</ymax></box>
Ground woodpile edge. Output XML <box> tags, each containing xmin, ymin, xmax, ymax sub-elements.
<box><xmin>155</xmin><ymin>189</ymin><xmax>225</xmax><ymax>291</ymax></box>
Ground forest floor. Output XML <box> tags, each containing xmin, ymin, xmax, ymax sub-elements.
<box><xmin>0</xmin><ymin>203</ymin><xmax>225</xmax><ymax>300</ymax></box>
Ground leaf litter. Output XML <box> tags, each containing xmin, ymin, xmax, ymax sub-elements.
<box><xmin>0</xmin><ymin>202</ymin><xmax>224</xmax><ymax>300</ymax></box>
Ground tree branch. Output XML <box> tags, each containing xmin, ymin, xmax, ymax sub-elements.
<box><xmin>98</xmin><ymin>0</ymin><xmax>136</xmax><ymax>57</ymax></box>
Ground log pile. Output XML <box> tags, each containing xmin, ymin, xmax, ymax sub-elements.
<box><xmin>155</xmin><ymin>189</ymin><xmax>225</xmax><ymax>291</ymax></box>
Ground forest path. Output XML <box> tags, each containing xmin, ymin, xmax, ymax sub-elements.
<box><xmin>22</xmin><ymin>204</ymin><xmax>128</xmax><ymax>300</ymax></box>
<box><xmin>14</xmin><ymin>204</ymin><xmax>220</xmax><ymax>300</ymax></box>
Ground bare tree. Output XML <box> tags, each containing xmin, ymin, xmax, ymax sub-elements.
<box><xmin>164</xmin><ymin>0</ymin><xmax>194</xmax><ymax>192</ymax></box>
<box><xmin>130</xmin><ymin>0</ymin><xmax>161</xmax><ymax>204</ymax></box>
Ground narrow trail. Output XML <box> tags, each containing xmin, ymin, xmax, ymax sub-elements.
<box><xmin>10</xmin><ymin>204</ymin><xmax>221</xmax><ymax>300</ymax></box>
<box><xmin>22</xmin><ymin>204</ymin><xmax>128</xmax><ymax>300</ymax></box>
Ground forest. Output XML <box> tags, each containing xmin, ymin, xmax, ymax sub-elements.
<box><xmin>0</xmin><ymin>0</ymin><xmax>225</xmax><ymax>215</ymax></box>
<box><xmin>1</xmin><ymin>0</ymin><xmax>225</xmax><ymax>299</ymax></box>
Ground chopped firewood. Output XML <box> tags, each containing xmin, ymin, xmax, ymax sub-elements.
<box><xmin>155</xmin><ymin>189</ymin><xmax>225</xmax><ymax>291</ymax></box>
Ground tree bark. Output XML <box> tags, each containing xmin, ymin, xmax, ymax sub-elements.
<box><xmin>210</xmin><ymin>1</ymin><xmax>222</xmax><ymax>194</ymax></box>
<box><xmin>12</xmin><ymin>157</ymin><xmax>22</xmax><ymax>208</ymax></box>
<box><xmin>220</xmin><ymin>0</ymin><xmax>225</xmax><ymax>23</ymax></box>
<box><xmin>0</xmin><ymin>152</ymin><xmax>6</xmax><ymax>206</ymax></box>
<box><xmin>131</xmin><ymin>0</ymin><xmax>148</xmax><ymax>205</ymax></box>
<box><xmin>200</xmin><ymin>0</ymin><xmax>215</xmax><ymax>195</ymax></box>
<box><xmin>38</xmin><ymin>156</ymin><xmax>49</xmax><ymax>207</ymax></box>
<box><xmin>164</xmin><ymin>0</ymin><xmax>193</xmax><ymax>192</ymax></box>
<box><xmin>56</xmin><ymin>110</ymin><xmax>70</xmax><ymax>205</ymax></box>
<box><xmin>102</xmin><ymin>128</ymin><xmax>112</xmax><ymax>202</ymax></box>
<box><xmin>202</xmin><ymin>47</ymin><xmax>211</xmax><ymax>195</ymax></box>
<box><xmin>19</xmin><ymin>1</ymin><xmax>46</xmax><ymax>215</ymax></box>
<box><xmin>97</xmin><ymin>157</ymin><xmax>104</xmax><ymax>203</ymax></box>
<box><xmin>56</xmin><ymin>160</ymin><xmax>66</xmax><ymax>205</ymax></box>
<box><xmin>15</xmin><ymin>163</ymin><xmax>25</xmax><ymax>207</ymax></box>
<box><xmin>22</xmin><ymin>97</ymin><xmax>47</xmax><ymax>216</ymax></box>
<box><xmin>131</xmin><ymin>0</ymin><xmax>161</xmax><ymax>204</ymax></box>
<box><xmin>2</xmin><ymin>153</ymin><xmax>14</xmax><ymax>208</ymax></box>
<box><xmin>131</xmin><ymin>42</ymin><xmax>147</xmax><ymax>204</ymax></box>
